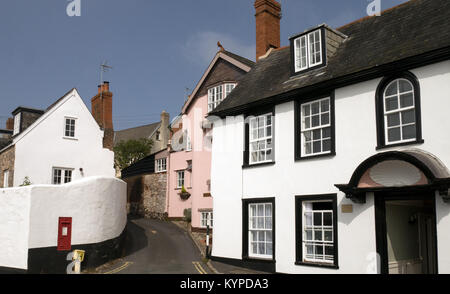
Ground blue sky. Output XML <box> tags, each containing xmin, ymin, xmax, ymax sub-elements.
<box><xmin>0</xmin><ymin>0</ymin><xmax>408</xmax><ymax>131</ymax></box>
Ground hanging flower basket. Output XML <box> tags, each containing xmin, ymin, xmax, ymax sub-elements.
<box><xmin>179</xmin><ymin>191</ymin><xmax>191</xmax><ymax>200</ymax></box>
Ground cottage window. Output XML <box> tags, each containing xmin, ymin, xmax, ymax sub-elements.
<box><xmin>296</xmin><ymin>195</ymin><xmax>338</xmax><ymax>268</ymax></box>
<box><xmin>201</xmin><ymin>211</ymin><xmax>213</xmax><ymax>228</ymax></box>
<box><xmin>13</xmin><ymin>113</ymin><xmax>21</xmax><ymax>136</ymax></box>
<box><xmin>53</xmin><ymin>168</ymin><xmax>73</xmax><ymax>185</ymax></box>
<box><xmin>249</xmin><ymin>113</ymin><xmax>273</xmax><ymax>164</ymax></box>
<box><xmin>177</xmin><ymin>171</ymin><xmax>185</xmax><ymax>189</ymax></box>
<box><xmin>300</xmin><ymin>97</ymin><xmax>332</xmax><ymax>157</ymax></box>
<box><xmin>208</xmin><ymin>83</ymin><xmax>236</xmax><ymax>112</ymax></box>
<box><xmin>3</xmin><ymin>170</ymin><xmax>9</xmax><ymax>188</ymax></box>
<box><xmin>248</xmin><ymin>202</ymin><xmax>273</xmax><ymax>259</ymax></box>
<box><xmin>64</xmin><ymin>117</ymin><xmax>76</xmax><ymax>138</ymax></box>
<box><xmin>294</xmin><ymin>29</ymin><xmax>323</xmax><ymax>72</ymax></box>
<box><xmin>155</xmin><ymin>158</ymin><xmax>167</xmax><ymax>173</ymax></box>
<box><xmin>384</xmin><ymin>79</ymin><xmax>416</xmax><ymax>144</ymax></box>
<box><xmin>208</xmin><ymin>85</ymin><xmax>223</xmax><ymax>112</ymax></box>
<box><xmin>376</xmin><ymin>73</ymin><xmax>423</xmax><ymax>149</ymax></box>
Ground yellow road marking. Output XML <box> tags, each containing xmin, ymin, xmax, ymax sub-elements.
<box><xmin>192</xmin><ymin>261</ymin><xmax>207</xmax><ymax>274</ymax></box>
<box><xmin>103</xmin><ymin>261</ymin><xmax>133</xmax><ymax>274</ymax></box>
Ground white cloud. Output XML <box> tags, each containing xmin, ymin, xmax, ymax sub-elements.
<box><xmin>182</xmin><ymin>31</ymin><xmax>255</xmax><ymax>65</ymax></box>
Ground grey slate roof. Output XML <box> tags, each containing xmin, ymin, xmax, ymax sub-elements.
<box><xmin>211</xmin><ymin>0</ymin><xmax>450</xmax><ymax>116</ymax></box>
<box><xmin>114</xmin><ymin>122</ymin><xmax>161</xmax><ymax>146</ymax></box>
<box><xmin>222</xmin><ymin>50</ymin><xmax>255</xmax><ymax>68</ymax></box>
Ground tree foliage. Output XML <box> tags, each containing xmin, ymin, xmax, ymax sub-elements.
<box><xmin>113</xmin><ymin>138</ymin><xmax>154</xmax><ymax>170</ymax></box>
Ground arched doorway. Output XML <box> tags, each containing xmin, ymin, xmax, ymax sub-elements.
<box><xmin>336</xmin><ymin>149</ymin><xmax>450</xmax><ymax>274</ymax></box>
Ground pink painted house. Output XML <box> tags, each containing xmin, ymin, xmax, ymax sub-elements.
<box><xmin>166</xmin><ymin>48</ymin><xmax>254</xmax><ymax>231</ymax></box>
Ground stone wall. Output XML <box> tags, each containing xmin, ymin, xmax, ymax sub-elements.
<box><xmin>125</xmin><ymin>172</ymin><xmax>167</xmax><ymax>219</ymax></box>
<box><xmin>0</xmin><ymin>145</ymin><xmax>15</xmax><ymax>187</ymax></box>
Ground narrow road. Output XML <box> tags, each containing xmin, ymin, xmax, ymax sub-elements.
<box><xmin>100</xmin><ymin>218</ymin><xmax>211</xmax><ymax>274</ymax></box>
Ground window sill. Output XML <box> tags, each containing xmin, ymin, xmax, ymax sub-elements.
<box><xmin>242</xmin><ymin>161</ymin><xmax>275</xmax><ymax>169</ymax></box>
<box><xmin>376</xmin><ymin>139</ymin><xmax>424</xmax><ymax>150</ymax></box>
<box><xmin>243</xmin><ymin>256</ymin><xmax>275</xmax><ymax>263</ymax></box>
<box><xmin>296</xmin><ymin>152</ymin><xmax>336</xmax><ymax>161</ymax></box>
<box><xmin>63</xmin><ymin>137</ymin><xmax>78</xmax><ymax>141</ymax></box>
<box><xmin>295</xmin><ymin>261</ymin><xmax>339</xmax><ymax>269</ymax></box>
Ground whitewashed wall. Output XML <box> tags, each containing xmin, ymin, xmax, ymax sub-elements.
<box><xmin>211</xmin><ymin>60</ymin><xmax>450</xmax><ymax>274</ymax></box>
<box><xmin>0</xmin><ymin>187</ymin><xmax>32</xmax><ymax>270</ymax></box>
<box><xmin>13</xmin><ymin>89</ymin><xmax>115</xmax><ymax>187</ymax></box>
<box><xmin>0</xmin><ymin>176</ymin><xmax>126</xmax><ymax>270</ymax></box>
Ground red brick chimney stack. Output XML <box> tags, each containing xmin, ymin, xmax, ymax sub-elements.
<box><xmin>6</xmin><ymin>117</ymin><xmax>14</xmax><ymax>130</ymax></box>
<box><xmin>254</xmin><ymin>0</ymin><xmax>281</xmax><ymax>60</ymax></box>
<box><xmin>91</xmin><ymin>81</ymin><xmax>114</xmax><ymax>151</ymax></box>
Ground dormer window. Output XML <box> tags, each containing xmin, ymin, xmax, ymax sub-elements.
<box><xmin>208</xmin><ymin>83</ymin><xmax>237</xmax><ymax>112</ymax></box>
<box><xmin>13</xmin><ymin>113</ymin><xmax>21</xmax><ymax>136</ymax></box>
<box><xmin>294</xmin><ymin>29</ymin><xmax>323</xmax><ymax>72</ymax></box>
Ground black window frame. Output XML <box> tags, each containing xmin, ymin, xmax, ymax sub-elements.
<box><xmin>295</xmin><ymin>92</ymin><xmax>336</xmax><ymax>161</ymax></box>
<box><xmin>295</xmin><ymin>194</ymin><xmax>339</xmax><ymax>269</ymax></box>
<box><xmin>243</xmin><ymin>106</ymin><xmax>276</xmax><ymax>169</ymax></box>
<box><xmin>375</xmin><ymin>71</ymin><xmax>424</xmax><ymax>150</ymax></box>
<box><xmin>242</xmin><ymin>197</ymin><xmax>276</xmax><ymax>264</ymax></box>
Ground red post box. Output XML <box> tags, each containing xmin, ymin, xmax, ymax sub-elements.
<box><xmin>57</xmin><ymin>217</ymin><xmax>72</xmax><ymax>251</ymax></box>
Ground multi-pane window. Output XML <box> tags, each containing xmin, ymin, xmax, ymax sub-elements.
<box><xmin>53</xmin><ymin>168</ymin><xmax>73</xmax><ymax>185</ymax></box>
<box><xmin>301</xmin><ymin>98</ymin><xmax>331</xmax><ymax>156</ymax></box>
<box><xmin>185</xmin><ymin>131</ymin><xmax>192</xmax><ymax>151</ymax></box>
<box><xmin>248</xmin><ymin>203</ymin><xmax>273</xmax><ymax>258</ymax></box>
<box><xmin>208</xmin><ymin>83</ymin><xmax>236</xmax><ymax>112</ymax></box>
<box><xmin>225</xmin><ymin>83</ymin><xmax>236</xmax><ymax>97</ymax></box>
<box><xmin>294</xmin><ymin>29</ymin><xmax>323</xmax><ymax>72</ymax></box>
<box><xmin>13</xmin><ymin>113</ymin><xmax>21</xmax><ymax>136</ymax></box>
<box><xmin>3</xmin><ymin>170</ymin><xmax>9</xmax><ymax>188</ymax></box>
<box><xmin>177</xmin><ymin>171</ymin><xmax>185</xmax><ymax>188</ymax></box>
<box><xmin>201</xmin><ymin>211</ymin><xmax>213</xmax><ymax>228</ymax></box>
<box><xmin>302</xmin><ymin>201</ymin><xmax>335</xmax><ymax>264</ymax></box>
<box><xmin>249</xmin><ymin>113</ymin><xmax>273</xmax><ymax>164</ymax></box>
<box><xmin>383</xmin><ymin>79</ymin><xmax>416</xmax><ymax>144</ymax></box>
<box><xmin>155</xmin><ymin>158</ymin><xmax>167</xmax><ymax>173</ymax></box>
<box><xmin>208</xmin><ymin>85</ymin><xmax>223</xmax><ymax>112</ymax></box>
<box><xmin>65</xmin><ymin>118</ymin><xmax>76</xmax><ymax>138</ymax></box>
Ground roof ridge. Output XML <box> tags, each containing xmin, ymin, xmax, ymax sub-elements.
<box><xmin>116</xmin><ymin>121</ymin><xmax>161</xmax><ymax>132</ymax></box>
<box><xmin>337</xmin><ymin>0</ymin><xmax>416</xmax><ymax>31</ymax></box>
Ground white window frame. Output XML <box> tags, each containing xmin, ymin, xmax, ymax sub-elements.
<box><xmin>383</xmin><ymin>78</ymin><xmax>416</xmax><ymax>145</ymax></box>
<box><xmin>52</xmin><ymin>168</ymin><xmax>74</xmax><ymax>185</ymax></box>
<box><xmin>224</xmin><ymin>83</ymin><xmax>236</xmax><ymax>98</ymax></box>
<box><xmin>294</xmin><ymin>29</ymin><xmax>323</xmax><ymax>72</ymax></box>
<box><xmin>200</xmin><ymin>211</ymin><xmax>213</xmax><ymax>228</ymax></box>
<box><xmin>249</xmin><ymin>113</ymin><xmax>273</xmax><ymax>165</ymax></box>
<box><xmin>248</xmin><ymin>202</ymin><xmax>273</xmax><ymax>259</ymax></box>
<box><xmin>302</xmin><ymin>201</ymin><xmax>334</xmax><ymax>264</ymax></box>
<box><xmin>64</xmin><ymin>117</ymin><xmax>77</xmax><ymax>139</ymax></box>
<box><xmin>185</xmin><ymin>131</ymin><xmax>192</xmax><ymax>152</ymax></box>
<box><xmin>208</xmin><ymin>83</ymin><xmax>236</xmax><ymax>112</ymax></box>
<box><xmin>208</xmin><ymin>85</ymin><xmax>223</xmax><ymax>112</ymax></box>
<box><xmin>3</xmin><ymin>170</ymin><xmax>9</xmax><ymax>188</ymax></box>
<box><xmin>13</xmin><ymin>113</ymin><xmax>21</xmax><ymax>136</ymax></box>
<box><xmin>300</xmin><ymin>97</ymin><xmax>332</xmax><ymax>157</ymax></box>
<box><xmin>177</xmin><ymin>170</ymin><xmax>185</xmax><ymax>189</ymax></box>
<box><xmin>155</xmin><ymin>158</ymin><xmax>167</xmax><ymax>173</ymax></box>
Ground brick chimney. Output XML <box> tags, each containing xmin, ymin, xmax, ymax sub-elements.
<box><xmin>160</xmin><ymin>110</ymin><xmax>170</xmax><ymax>149</ymax></box>
<box><xmin>254</xmin><ymin>0</ymin><xmax>281</xmax><ymax>60</ymax></box>
<box><xmin>91</xmin><ymin>81</ymin><xmax>114</xmax><ymax>151</ymax></box>
<box><xmin>6</xmin><ymin>117</ymin><xmax>14</xmax><ymax>130</ymax></box>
